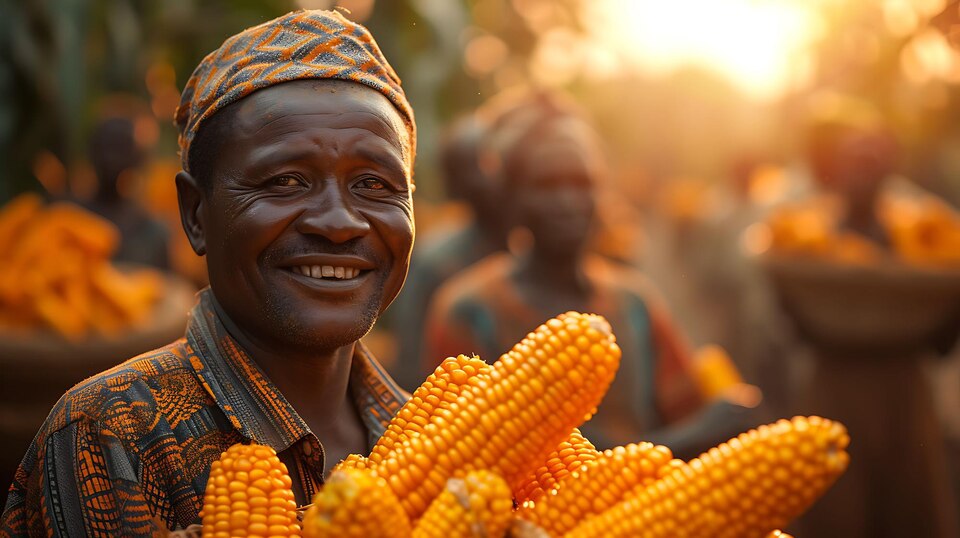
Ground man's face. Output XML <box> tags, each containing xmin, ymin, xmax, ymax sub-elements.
<box><xmin>198</xmin><ymin>80</ymin><xmax>414</xmax><ymax>353</ymax></box>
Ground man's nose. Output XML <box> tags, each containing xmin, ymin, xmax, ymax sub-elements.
<box><xmin>295</xmin><ymin>188</ymin><xmax>371</xmax><ymax>243</ymax></box>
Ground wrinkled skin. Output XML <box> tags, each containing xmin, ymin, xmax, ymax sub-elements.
<box><xmin>178</xmin><ymin>80</ymin><xmax>414</xmax><ymax>357</ymax></box>
<box><xmin>175</xmin><ymin>80</ymin><xmax>414</xmax><ymax>467</ymax></box>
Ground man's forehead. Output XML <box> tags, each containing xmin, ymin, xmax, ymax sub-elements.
<box><xmin>232</xmin><ymin>81</ymin><xmax>405</xmax><ymax>135</ymax></box>
<box><xmin>210</xmin><ymin>80</ymin><xmax>412</xmax><ymax>174</ymax></box>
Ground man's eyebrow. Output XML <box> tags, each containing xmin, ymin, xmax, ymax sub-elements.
<box><xmin>355</xmin><ymin>145</ymin><xmax>406</xmax><ymax>173</ymax></box>
<box><xmin>244</xmin><ymin>141</ymin><xmax>407</xmax><ymax>177</ymax></box>
<box><xmin>246</xmin><ymin>144</ymin><xmax>317</xmax><ymax>169</ymax></box>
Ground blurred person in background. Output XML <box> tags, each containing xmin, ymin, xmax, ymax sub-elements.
<box><xmin>85</xmin><ymin>108</ymin><xmax>170</xmax><ymax>269</ymax></box>
<box><xmin>803</xmin><ymin>98</ymin><xmax>898</xmax><ymax>245</ymax></box>
<box><xmin>388</xmin><ymin>114</ymin><xmax>509</xmax><ymax>390</ymax></box>
<box><xmin>424</xmin><ymin>91</ymin><xmax>759</xmax><ymax>456</ymax></box>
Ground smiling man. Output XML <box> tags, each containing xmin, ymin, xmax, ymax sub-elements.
<box><xmin>1</xmin><ymin>11</ymin><xmax>416</xmax><ymax>536</ymax></box>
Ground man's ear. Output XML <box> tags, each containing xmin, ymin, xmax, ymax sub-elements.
<box><xmin>175</xmin><ymin>170</ymin><xmax>207</xmax><ymax>256</ymax></box>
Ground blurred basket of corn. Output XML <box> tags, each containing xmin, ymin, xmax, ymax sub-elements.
<box><xmin>0</xmin><ymin>193</ymin><xmax>196</xmax><ymax>486</ymax></box>
<box><xmin>759</xmin><ymin>253</ymin><xmax>960</xmax><ymax>355</ymax></box>
<box><xmin>749</xmin><ymin>192</ymin><xmax>960</xmax><ymax>356</ymax></box>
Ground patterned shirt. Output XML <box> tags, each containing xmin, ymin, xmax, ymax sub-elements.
<box><xmin>0</xmin><ymin>289</ymin><xmax>408</xmax><ymax>537</ymax></box>
<box><xmin>425</xmin><ymin>253</ymin><xmax>704</xmax><ymax>450</ymax></box>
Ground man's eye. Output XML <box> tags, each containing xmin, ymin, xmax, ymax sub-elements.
<box><xmin>358</xmin><ymin>177</ymin><xmax>387</xmax><ymax>190</ymax></box>
<box><xmin>273</xmin><ymin>176</ymin><xmax>300</xmax><ymax>187</ymax></box>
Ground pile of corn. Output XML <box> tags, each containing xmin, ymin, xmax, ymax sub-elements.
<box><xmin>763</xmin><ymin>200</ymin><xmax>883</xmax><ymax>265</ymax></box>
<box><xmin>0</xmin><ymin>193</ymin><xmax>162</xmax><ymax>339</ymax></box>
<box><xmin>879</xmin><ymin>193</ymin><xmax>960</xmax><ymax>267</ymax></box>
<box><xmin>198</xmin><ymin>312</ymin><xmax>849</xmax><ymax>537</ymax></box>
<box><xmin>763</xmin><ymin>192</ymin><xmax>960</xmax><ymax>268</ymax></box>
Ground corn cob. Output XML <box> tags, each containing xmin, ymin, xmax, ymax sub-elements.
<box><xmin>301</xmin><ymin>467</ymin><xmax>412</xmax><ymax>538</ymax></box>
<box><xmin>514</xmin><ymin>428</ymin><xmax>600</xmax><ymax>505</ymax></box>
<box><xmin>0</xmin><ymin>193</ymin><xmax>43</xmax><ymax>260</ymax></box>
<box><xmin>692</xmin><ymin>344</ymin><xmax>743</xmax><ymax>399</ymax></box>
<box><xmin>411</xmin><ymin>470</ymin><xmax>513</xmax><ymax>538</ymax></box>
<box><xmin>379</xmin><ymin>312</ymin><xmax>622</xmax><ymax>520</ymax></box>
<box><xmin>369</xmin><ymin>355</ymin><xmax>490</xmax><ymax>467</ymax></box>
<box><xmin>565</xmin><ymin>416</ymin><xmax>850</xmax><ymax>538</ymax></box>
<box><xmin>520</xmin><ymin>442</ymin><xmax>678</xmax><ymax>536</ymax></box>
<box><xmin>47</xmin><ymin>202</ymin><xmax>120</xmax><ymax>256</ymax></box>
<box><xmin>200</xmin><ymin>443</ymin><xmax>300</xmax><ymax>538</ymax></box>
<box><xmin>333</xmin><ymin>453</ymin><xmax>370</xmax><ymax>471</ymax></box>
<box><xmin>505</xmin><ymin>519</ymin><xmax>553</xmax><ymax>538</ymax></box>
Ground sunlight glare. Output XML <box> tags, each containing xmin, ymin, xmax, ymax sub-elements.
<box><xmin>584</xmin><ymin>0</ymin><xmax>823</xmax><ymax>100</ymax></box>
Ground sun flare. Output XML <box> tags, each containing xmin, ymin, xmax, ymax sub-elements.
<box><xmin>584</xmin><ymin>0</ymin><xmax>825</xmax><ymax>100</ymax></box>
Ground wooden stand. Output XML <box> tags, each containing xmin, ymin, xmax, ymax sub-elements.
<box><xmin>798</xmin><ymin>352</ymin><xmax>957</xmax><ymax>537</ymax></box>
<box><xmin>761</xmin><ymin>255</ymin><xmax>960</xmax><ymax>537</ymax></box>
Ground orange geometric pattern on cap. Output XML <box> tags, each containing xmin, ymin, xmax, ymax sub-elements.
<box><xmin>175</xmin><ymin>9</ymin><xmax>415</xmax><ymax>171</ymax></box>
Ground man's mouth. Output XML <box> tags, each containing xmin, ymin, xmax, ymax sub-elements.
<box><xmin>287</xmin><ymin>265</ymin><xmax>363</xmax><ymax>280</ymax></box>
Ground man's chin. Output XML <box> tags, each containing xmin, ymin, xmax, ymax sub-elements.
<box><xmin>283</xmin><ymin>310</ymin><xmax>379</xmax><ymax>353</ymax></box>
<box><xmin>262</xmin><ymin>276</ymin><xmax>387</xmax><ymax>351</ymax></box>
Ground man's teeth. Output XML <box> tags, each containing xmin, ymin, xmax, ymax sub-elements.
<box><xmin>292</xmin><ymin>265</ymin><xmax>360</xmax><ymax>279</ymax></box>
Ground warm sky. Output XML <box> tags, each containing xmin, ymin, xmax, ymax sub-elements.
<box><xmin>583</xmin><ymin>0</ymin><xmax>826</xmax><ymax>100</ymax></box>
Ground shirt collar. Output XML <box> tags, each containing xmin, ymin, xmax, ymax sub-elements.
<box><xmin>184</xmin><ymin>288</ymin><xmax>408</xmax><ymax>453</ymax></box>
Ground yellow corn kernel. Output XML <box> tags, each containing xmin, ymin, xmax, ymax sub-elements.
<box><xmin>379</xmin><ymin>312</ymin><xmax>621</xmax><ymax>520</ymax></box>
<box><xmin>565</xmin><ymin>416</ymin><xmax>850</xmax><ymax>538</ymax></box>
<box><xmin>369</xmin><ymin>355</ymin><xmax>490</xmax><ymax>467</ymax></box>
<box><xmin>521</xmin><ymin>442</ymin><xmax>677</xmax><ymax>536</ymax></box>
<box><xmin>200</xmin><ymin>443</ymin><xmax>300</xmax><ymax>538</ymax></box>
<box><xmin>505</xmin><ymin>519</ymin><xmax>553</xmax><ymax>538</ymax></box>
<box><xmin>411</xmin><ymin>470</ymin><xmax>513</xmax><ymax>538</ymax></box>
<box><xmin>301</xmin><ymin>467</ymin><xmax>411</xmax><ymax>538</ymax></box>
<box><xmin>333</xmin><ymin>453</ymin><xmax>370</xmax><ymax>472</ymax></box>
<box><xmin>768</xmin><ymin>532</ymin><xmax>793</xmax><ymax>538</ymax></box>
<box><xmin>514</xmin><ymin>428</ymin><xmax>599</xmax><ymax>505</ymax></box>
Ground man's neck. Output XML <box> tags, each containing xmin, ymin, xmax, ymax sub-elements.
<box><xmin>256</xmin><ymin>344</ymin><xmax>356</xmax><ymax>432</ymax></box>
<box><xmin>209</xmin><ymin>295</ymin><xmax>356</xmax><ymax>432</ymax></box>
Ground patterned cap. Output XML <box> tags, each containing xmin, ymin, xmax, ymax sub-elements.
<box><xmin>175</xmin><ymin>9</ymin><xmax>415</xmax><ymax>171</ymax></box>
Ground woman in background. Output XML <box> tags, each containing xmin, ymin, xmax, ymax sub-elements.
<box><xmin>424</xmin><ymin>91</ymin><xmax>758</xmax><ymax>455</ymax></box>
